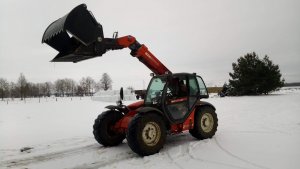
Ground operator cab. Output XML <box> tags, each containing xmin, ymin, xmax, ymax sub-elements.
<box><xmin>145</xmin><ymin>73</ymin><xmax>209</xmax><ymax>123</ymax></box>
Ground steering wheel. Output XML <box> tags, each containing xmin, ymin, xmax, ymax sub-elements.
<box><xmin>150</xmin><ymin>90</ymin><xmax>163</xmax><ymax>104</ymax></box>
<box><xmin>166</xmin><ymin>91</ymin><xmax>173</xmax><ymax>97</ymax></box>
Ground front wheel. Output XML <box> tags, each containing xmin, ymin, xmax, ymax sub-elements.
<box><xmin>126</xmin><ymin>113</ymin><xmax>166</xmax><ymax>156</ymax></box>
<box><xmin>93</xmin><ymin>110</ymin><xmax>125</xmax><ymax>146</ymax></box>
<box><xmin>189</xmin><ymin>106</ymin><xmax>218</xmax><ymax>139</ymax></box>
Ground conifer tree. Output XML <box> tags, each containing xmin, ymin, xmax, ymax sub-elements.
<box><xmin>228</xmin><ymin>52</ymin><xmax>284</xmax><ymax>95</ymax></box>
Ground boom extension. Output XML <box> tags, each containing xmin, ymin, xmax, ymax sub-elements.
<box><xmin>42</xmin><ymin>4</ymin><xmax>170</xmax><ymax>75</ymax></box>
<box><xmin>116</xmin><ymin>36</ymin><xmax>171</xmax><ymax>75</ymax></box>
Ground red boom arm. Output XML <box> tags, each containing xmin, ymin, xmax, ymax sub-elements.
<box><xmin>113</xmin><ymin>35</ymin><xmax>171</xmax><ymax>75</ymax></box>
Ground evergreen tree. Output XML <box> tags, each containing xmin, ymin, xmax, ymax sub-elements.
<box><xmin>228</xmin><ymin>52</ymin><xmax>284</xmax><ymax>95</ymax></box>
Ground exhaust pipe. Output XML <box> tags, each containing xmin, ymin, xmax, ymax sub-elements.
<box><xmin>42</xmin><ymin>4</ymin><xmax>106</xmax><ymax>62</ymax></box>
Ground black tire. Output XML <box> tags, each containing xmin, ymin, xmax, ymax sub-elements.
<box><xmin>126</xmin><ymin>113</ymin><xmax>166</xmax><ymax>156</ymax></box>
<box><xmin>93</xmin><ymin>110</ymin><xmax>125</xmax><ymax>146</ymax></box>
<box><xmin>189</xmin><ymin>106</ymin><xmax>218</xmax><ymax>139</ymax></box>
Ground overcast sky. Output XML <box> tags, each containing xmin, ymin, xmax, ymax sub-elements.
<box><xmin>0</xmin><ymin>0</ymin><xmax>299</xmax><ymax>89</ymax></box>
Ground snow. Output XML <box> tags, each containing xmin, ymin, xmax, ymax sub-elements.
<box><xmin>1</xmin><ymin>88</ymin><xmax>300</xmax><ymax>169</ymax></box>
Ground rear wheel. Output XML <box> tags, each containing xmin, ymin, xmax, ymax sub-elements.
<box><xmin>126</xmin><ymin>113</ymin><xmax>166</xmax><ymax>156</ymax></box>
<box><xmin>189</xmin><ymin>107</ymin><xmax>218</xmax><ymax>139</ymax></box>
<box><xmin>93</xmin><ymin>110</ymin><xmax>125</xmax><ymax>146</ymax></box>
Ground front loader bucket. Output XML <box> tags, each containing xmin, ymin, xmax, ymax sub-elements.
<box><xmin>42</xmin><ymin>4</ymin><xmax>106</xmax><ymax>62</ymax></box>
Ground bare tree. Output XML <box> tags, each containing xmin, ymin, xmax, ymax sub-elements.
<box><xmin>17</xmin><ymin>73</ymin><xmax>28</xmax><ymax>100</ymax></box>
<box><xmin>64</xmin><ymin>78</ymin><xmax>76</xmax><ymax>96</ymax></box>
<box><xmin>41</xmin><ymin>82</ymin><xmax>52</xmax><ymax>97</ymax></box>
<box><xmin>79</xmin><ymin>77</ymin><xmax>96</xmax><ymax>96</ymax></box>
<box><xmin>17</xmin><ymin>82</ymin><xmax>53</xmax><ymax>98</ymax></box>
<box><xmin>54</xmin><ymin>79</ymin><xmax>66</xmax><ymax>97</ymax></box>
<box><xmin>76</xmin><ymin>85</ymin><xmax>84</xmax><ymax>96</ymax></box>
<box><xmin>9</xmin><ymin>82</ymin><xmax>18</xmax><ymax>99</ymax></box>
<box><xmin>79</xmin><ymin>77</ymin><xmax>88</xmax><ymax>96</ymax></box>
<box><xmin>27</xmin><ymin>82</ymin><xmax>39</xmax><ymax>98</ymax></box>
<box><xmin>0</xmin><ymin>75</ymin><xmax>110</xmax><ymax>99</ymax></box>
<box><xmin>86</xmin><ymin>77</ymin><xmax>96</xmax><ymax>95</ymax></box>
<box><xmin>99</xmin><ymin>73</ymin><xmax>112</xmax><ymax>91</ymax></box>
<box><xmin>0</xmin><ymin>78</ymin><xmax>9</xmax><ymax>100</ymax></box>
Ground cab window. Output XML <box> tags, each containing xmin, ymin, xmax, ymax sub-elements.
<box><xmin>145</xmin><ymin>77</ymin><xmax>166</xmax><ymax>105</ymax></box>
<box><xmin>197</xmin><ymin>76</ymin><xmax>208</xmax><ymax>96</ymax></box>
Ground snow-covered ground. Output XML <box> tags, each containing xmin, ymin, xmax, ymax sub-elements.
<box><xmin>1</xmin><ymin>88</ymin><xmax>300</xmax><ymax>169</ymax></box>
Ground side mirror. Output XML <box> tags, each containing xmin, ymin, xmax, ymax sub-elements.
<box><xmin>120</xmin><ymin>87</ymin><xmax>124</xmax><ymax>100</ymax></box>
<box><xmin>116</xmin><ymin>87</ymin><xmax>124</xmax><ymax>106</ymax></box>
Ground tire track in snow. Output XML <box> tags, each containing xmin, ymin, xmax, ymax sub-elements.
<box><xmin>214</xmin><ymin>137</ymin><xmax>271</xmax><ymax>169</ymax></box>
<box><xmin>1</xmin><ymin>144</ymin><xmax>102</xmax><ymax>168</ymax></box>
<box><xmin>165</xmin><ymin>138</ymin><xmax>250</xmax><ymax>169</ymax></box>
<box><xmin>165</xmin><ymin>134</ymin><xmax>193</xmax><ymax>169</ymax></box>
<box><xmin>187</xmin><ymin>140</ymin><xmax>252</xmax><ymax>169</ymax></box>
<box><xmin>259</xmin><ymin>124</ymin><xmax>290</xmax><ymax>135</ymax></box>
<box><xmin>165</xmin><ymin>134</ymin><xmax>252</xmax><ymax>169</ymax></box>
<box><xmin>69</xmin><ymin>152</ymin><xmax>137</xmax><ymax>169</ymax></box>
<box><xmin>165</xmin><ymin>149</ymin><xmax>184</xmax><ymax>169</ymax></box>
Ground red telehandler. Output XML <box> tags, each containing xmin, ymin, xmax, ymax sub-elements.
<box><xmin>42</xmin><ymin>4</ymin><xmax>218</xmax><ymax>156</ymax></box>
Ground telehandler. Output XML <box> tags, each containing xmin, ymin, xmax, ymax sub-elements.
<box><xmin>42</xmin><ymin>4</ymin><xmax>218</xmax><ymax>156</ymax></box>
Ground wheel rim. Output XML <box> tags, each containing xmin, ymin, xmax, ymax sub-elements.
<box><xmin>201</xmin><ymin>113</ymin><xmax>214</xmax><ymax>133</ymax></box>
<box><xmin>142</xmin><ymin>122</ymin><xmax>161</xmax><ymax>146</ymax></box>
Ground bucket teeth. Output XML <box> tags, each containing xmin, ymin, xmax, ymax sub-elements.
<box><xmin>42</xmin><ymin>14</ymin><xmax>68</xmax><ymax>43</ymax></box>
<box><xmin>42</xmin><ymin>28</ymin><xmax>63</xmax><ymax>43</ymax></box>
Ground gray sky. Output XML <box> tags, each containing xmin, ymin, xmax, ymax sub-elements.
<box><xmin>1</xmin><ymin>0</ymin><xmax>299</xmax><ymax>89</ymax></box>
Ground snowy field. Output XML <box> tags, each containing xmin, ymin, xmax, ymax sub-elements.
<box><xmin>1</xmin><ymin>87</ymin><xmax>300</xmax><ymax>169</ymax></box>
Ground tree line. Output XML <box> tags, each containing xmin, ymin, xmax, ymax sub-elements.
<box><xmin>0</xmin><ymin>73</ymin><xmax>113</xmax><ymax>100</ymax></box>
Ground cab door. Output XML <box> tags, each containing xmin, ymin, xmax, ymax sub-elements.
<box><xmin>163</xmin><ymin>74</ymin><xmax>200</xmax><ymax>123</ymax></box>
<box><xmin>187</xmin><ymin>75</ymin><xmax>201</xmax><ymax>110</ymax></box>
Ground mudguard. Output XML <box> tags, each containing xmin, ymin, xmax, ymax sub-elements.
<box><xmin>195</xmin><ymin>100</ymin><xmax>216</xmax><ymax>111</ymax></box>
<box><xmin>105</xmin><ymin>105</ymin><xmax>129</xmax><ymax>114</ymax></box>
<box><xmin>136</xmin><ymin>107</ymin><xmax>164</xmax><ymax>116</ymax></box>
